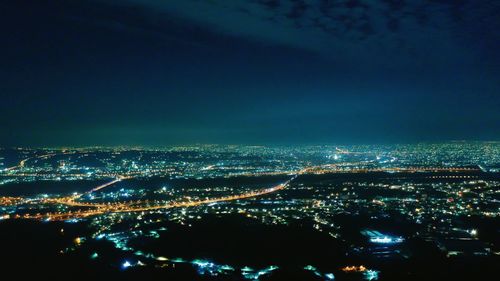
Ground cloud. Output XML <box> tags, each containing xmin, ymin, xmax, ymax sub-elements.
<box><xmin>94</xmin><ymin>0</ymin><xmax>497</xmax><ymax>69</ymax></box>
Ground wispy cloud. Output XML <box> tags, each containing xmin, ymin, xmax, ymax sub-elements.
<box><xmin>97</xmin><ymin>0</ymin><xmax>496</xmax><ymax>67</ymax></box>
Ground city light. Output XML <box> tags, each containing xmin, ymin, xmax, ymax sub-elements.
<box><xmin>0</xmin><ymin>144</ymin><xmax>498</xmax><ymax>280</ymax></box>
<box><xmin>122</xmin><ymin>261</ymin><xmax>132</xmax><ymax>269</ymax></box>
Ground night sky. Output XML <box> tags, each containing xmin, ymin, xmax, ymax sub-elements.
<box><xmin>1</xmin><ymin>0</ymin><xmax>499</xmax><ymax>146</ymax></box>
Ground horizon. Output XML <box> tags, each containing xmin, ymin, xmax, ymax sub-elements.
<box><xmin>2</xmin><ymin>140</ymin><xmax>500</xmax><ymax>150</ymax></box>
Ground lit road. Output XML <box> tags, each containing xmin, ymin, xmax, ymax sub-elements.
<box><xmin>32</xmin><ymin>175</ymin><xmax>297</xmax><ymax>221</ymax></box>
<box><xmin>1</xmin><ymin>152</ymin><xmax>68</xmax><ymax>172</ymax></box>
<box><xmin>0</xmin><ymin>164</ymin><xmax>481</xmax><ymax>221</ymax></box>
<box><xmin>49</xmin><ymin>175</ymin><xmax>132</xmax><ymax>208</ymax></box>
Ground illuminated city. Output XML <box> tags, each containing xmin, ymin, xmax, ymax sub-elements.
<box><xmin>0</xmin><ymin>143</ymin><xmax>499</xmax><ymax>280</ymax></box>
<box><xmin>1</xmin><ymin>0</ymin><xmax>499</xmax><ymax>280</ymax></box>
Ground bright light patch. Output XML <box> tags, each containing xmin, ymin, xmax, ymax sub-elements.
<box><xmin>369</xmin><ymin>236</ymin><xmax>404</xmax><ymax>244</ymax></box>
<box><xmin>122</xmin><ymin>261</ymin><xmax>132</xmax><ymax>269</ymax></box>
<box><xmin>364</xmin><ymin>270</ymin><xmax>379</xmax><ymax>281</ymax></box>
<box><xmin>241</xmin><ymin>266</ymin><xmax>254</xmax><ymax>272</ymax></box>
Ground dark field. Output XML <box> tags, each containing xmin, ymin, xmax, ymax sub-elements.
<box><xmin>1</xmin><ymin>214</ymin><xmax>498</xmax><ymax>281</ymax></box>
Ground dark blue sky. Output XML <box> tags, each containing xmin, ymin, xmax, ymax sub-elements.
<box><xmin>1</xmin><ymin>0</ymin><xmax>499</xmax><ymax>146</ymax></box>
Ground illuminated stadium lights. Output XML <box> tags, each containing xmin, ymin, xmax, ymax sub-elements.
<box><xmin>369</xmin><ymin>236</ymin><xmax>404</xmax><ymax>244</ymax></box>
<box><xmin>121</xmin><ymin>261</ymin><xmax>132</xmax><ymax>269</ymax></box>
<box><xmin>361</xmin><ymin>230</ymin><xmax>404</xmax><ymax>244</ymax></box>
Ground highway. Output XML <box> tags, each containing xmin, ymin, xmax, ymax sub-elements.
<box><xmin>0</xmin><ymin>163</ymin><xmax>481</xmax><ymax>221</ymax></box>
<box><xmin>31</xmin><ymin>175</ymin><xmax>297</xmax><ymax>221</ymax></box>
<box><xmin>2</xmin><ymin>152</ymin><xmax>65</xmax><ymax>172</ymax></box>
